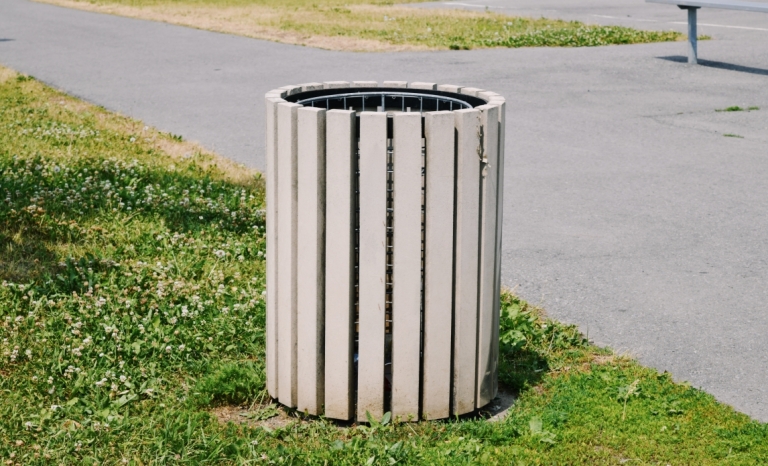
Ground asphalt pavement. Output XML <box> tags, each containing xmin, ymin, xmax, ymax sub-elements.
<box><xmin>1</xmin><ymin>0</ymin><xmax>767</xmax><ymax>421</ymax></box>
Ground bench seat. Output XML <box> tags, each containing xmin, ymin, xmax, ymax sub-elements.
<box><xmin>650</xmin><ymin>0</ymin><xmax>768</xmax><ymax>12</ymax></box>
<box><xmin>647</xmin><ymin>0</ymin><xmax>768</xmax><ymax>63</ymax></box>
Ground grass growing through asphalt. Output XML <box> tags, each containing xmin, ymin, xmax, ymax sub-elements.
<box><xmin>716</xmin><ymin>106</ymin><xmax>760</xmax><ymax>112</ymax></box>
<box><xmin>2</xmin><ymin>66</ymin><xmax>767</xmax><ymax>464</ymax></box>
<box><xmin>37</xmin><ymin>0</ymin><xmax>684</xmax><ymax>52</ymax></box>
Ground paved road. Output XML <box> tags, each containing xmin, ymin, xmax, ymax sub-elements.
<box><xmin>1</xmin><ymin>0</ymin><xmax>768</xmax><ymax>421</ymax></box>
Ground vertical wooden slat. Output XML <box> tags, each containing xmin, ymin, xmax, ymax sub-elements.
<box><xmin>297</xmin><ymin>107</ymin><xmax>326</xmax><ymax>415</ymax></box>
<box><xmin>422</xmin><ymin>111</ymin><xmax>456</xmax><ymax>420</ymax></box>
<box><xmin>353</xmin><ymin>81</ymin><xmax>378</xmax><ymax>87</ymax></box>
<box><xmin>437</xmin><ymin>84</ymin><xmax>462</xmax><ymax>94</ymax></box>
<box><xmin>277</xmin><ymin>102</ymin><xmax>301</xmax><ymax>407</ymax></box>
<box><xmin>408</xmin><ymin>82</ymin><xmax>437</xmax><ymax>90</ymax></box>
<box><xmin>265</xmin><ymin>96</ymin><xmax>280</xmax><ymax>399</ymax></box>
<box><xmin>459</xmin><ymin>87</ymin><xmax>484</xmax><ymax>97</ymax></box>
<box><xmin>324</xmin><ymin>81</ymin><xmax>350</xmax><ymax>89</ymax></box>
<box><xmin>357</xmin><ymin>111</ymin><xmax>388</xmax><ymax>423</ymax></box>
<box><xmin>452</xmin><ymin>108</ymin><xmax>482</xmax><ymax>416</ymax></box>
<box><xmin>324</xmin><ymin>110</ymin><xmax>357</xmax><ymax>421</ymax></box>
<box><xmin>492</xmin><ymin>100</ymin><xmax>506</xmax><ymax>400</ymax></box>
<box><xmin>281</xmin><ymin>85</ymin><xmax>302</xmax><ymax>96</ymax></box>
<box><xmin>477</xmin><ymin>92</ymin><xmax>507</xmax><ymax>402</ymax></box>
<box><xmin>301</xmin><ymin>83</ymin><xmax>324</xmax><ymax>92</ymax></box>
<box><xmin>475</xmin><ymin>104</ymin><xmax>500</xmax><ymax>408</ymax></box>
<box><xmin>391</xmin><ymin>112</ymin><xmax>423</xmax><ymax>420</ymax></box>
<box><xmin>383</xmin><ymin>81</ymin><xmax>407</xmax><ymax>88</ymax></box>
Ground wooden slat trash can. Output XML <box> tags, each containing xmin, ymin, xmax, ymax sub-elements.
<box><xmin>265</xmin><ymin>81</ymin><xmax>506</xmax><ymax>422</ymax></box>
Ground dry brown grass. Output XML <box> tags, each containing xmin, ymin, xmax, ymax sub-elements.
<box><xmin>0</xmin><ymin>67</ymin><xmax>17</xmax><ymax>84</ymax></box>
<box><xmin>211</xmin><ymin>404</ymin><xmax>298</xmax><ymax>429</ymax></box>
<box><xmin>35</xmin><ymin>0</ymin><xmax>683</xmax><ymax>52</ymax></box>
<box><xmin>2</xmin><ymin>64</ymin><xmax>260</xmax><ymax>192</ymax></box>
<box><xmin>17</xmin><ymin>67</ymin><xmax>261</xmax><ymax>186</ymax></box>
<box><xmin>35</xmin><ymin>0</ymin><xmax>433</xmax><ymax>52</ymax></box>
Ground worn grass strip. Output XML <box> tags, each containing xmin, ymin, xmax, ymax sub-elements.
<box><xmin>37</xmin><ymin>0</ymin><xmax>684</xmax><ymax>52</ymax></box>
<box><xmin>1</xmin><ymin>66</ymin><xmax>765</xmax><ymax>465</ymax></box>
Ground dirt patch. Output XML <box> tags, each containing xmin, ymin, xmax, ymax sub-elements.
<box><xmin>211</xmin><ymin>404</ymin><xmax>298</xmax><ymax>430</ymax></box>
<box><xmin>482</xmin><ymin>389</ymin><xmax>517</xmax><ymax>422</ymax></box>
<box><xmin>592</xmin><ymin>354</ymin><xmax>617</xmax><ymax>366</ymax></box>
<box><xmin>213</xmin><ymin>392</ymin><xmax>517</xmax><ymax>427</ymax></box>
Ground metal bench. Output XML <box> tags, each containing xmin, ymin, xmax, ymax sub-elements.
<box><xmin>647</xmin><ymin>0</ymin><xmax>768</xmax><ymax>64</ymax></box>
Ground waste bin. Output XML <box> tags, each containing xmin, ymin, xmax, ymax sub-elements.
<box><xmin>265</xmin><ymin>81</ymin><xmax>505</xmax><ymax>422</ymax></box>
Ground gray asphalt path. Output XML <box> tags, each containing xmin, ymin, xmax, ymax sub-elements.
<box><xmin>2</xmin><ymin>0</ymin><xmax>768</xmax><ymax>421</ymax></box>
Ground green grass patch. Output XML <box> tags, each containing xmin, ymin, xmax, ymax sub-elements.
<box><xmin>43</xmin><ymin>0</ymin><xmax>684</xmax><ymax>51</ymax></box>
<box><xmin>1</xmin><ymin>67</ymin><xmax>766</xmax><ymax>464</ymax></box>
<box><xmin>717</xmin><ymin>106</ymin><xmax>760</xmax><ymax>112</ymax></box>
<box><xmin>723</xmin><ymin>133</ymin><xmax>744</xmax><ymax>138</ymax></box>
<box><xmin>265</xmin><ymin>6</ymin><xmax>684</xmax><ymax>49</ymax></box>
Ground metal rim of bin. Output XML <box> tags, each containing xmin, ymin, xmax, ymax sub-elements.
<box><xmin>264</xmin><ymin>81</ymin><xmax>506</xmax><ymax>422</ymax></box>
<box><xmin>294</xmin><ymin>90</ymin><xmax>476</xmax><ymax>112</ymax></box>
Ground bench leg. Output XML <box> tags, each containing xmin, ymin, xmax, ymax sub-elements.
<box><xmin>687</xmin><ymin>7</ymin><xmax>698</xmax><ymax>64</ymax></box>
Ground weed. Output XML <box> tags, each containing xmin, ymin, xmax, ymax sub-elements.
<box><xmin>724</xmin><ymin>133</ymin><xmax>744</xmax><ymax>138</ymax></box>
<box><xmin>618</xmin><ymin>378</ymin><xmax>641</xmax><ymax>421</ymax></box>
<box><xmin>716</xmin><ymin>105</ymin><xmax>760</xmax><ymax>112</ymax></box>
<box><xmin>717</xmin><ymin>106</ymin><xmax>745</xmax><ymax>112</ymax></box>
<box><xmin>192</xmin><ymin>361</ymin><xmax>266</xmax><ymax>407</ymax></box>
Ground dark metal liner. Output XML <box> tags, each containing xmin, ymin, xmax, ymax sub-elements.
<box><xmin>287</xmin><ymin>87</ymin><xmax>487</xmax><ymax>113</ymax></box>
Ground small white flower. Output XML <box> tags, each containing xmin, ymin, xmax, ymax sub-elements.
<box><xmin>50</xmin><ymin>404</ymin><xmax>60</xmax><ymax>411</ymax></box>
<box><xmin>165</xmin><ymin>345</ymin><xmax>172</xmax><ymax>353</ymax></box>
<box><xmin>178</xmin><ymin>344</ymin><xmax>185</xmax><ymax>351</ymax></box>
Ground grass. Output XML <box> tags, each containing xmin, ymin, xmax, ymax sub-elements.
<box><xmin>1</xmin><ymin>66</ymin><xmax>767</xmax><ymax>464</ymax></box>
<box><xmin>36</xmin><ymin>0</ymin><xmax>686</xmax><ymax>52</ymax></box>
<box><xmin>716</xmin><ymin>106</ymin><xmax>760</xmax><ymax>112</ymax></box>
